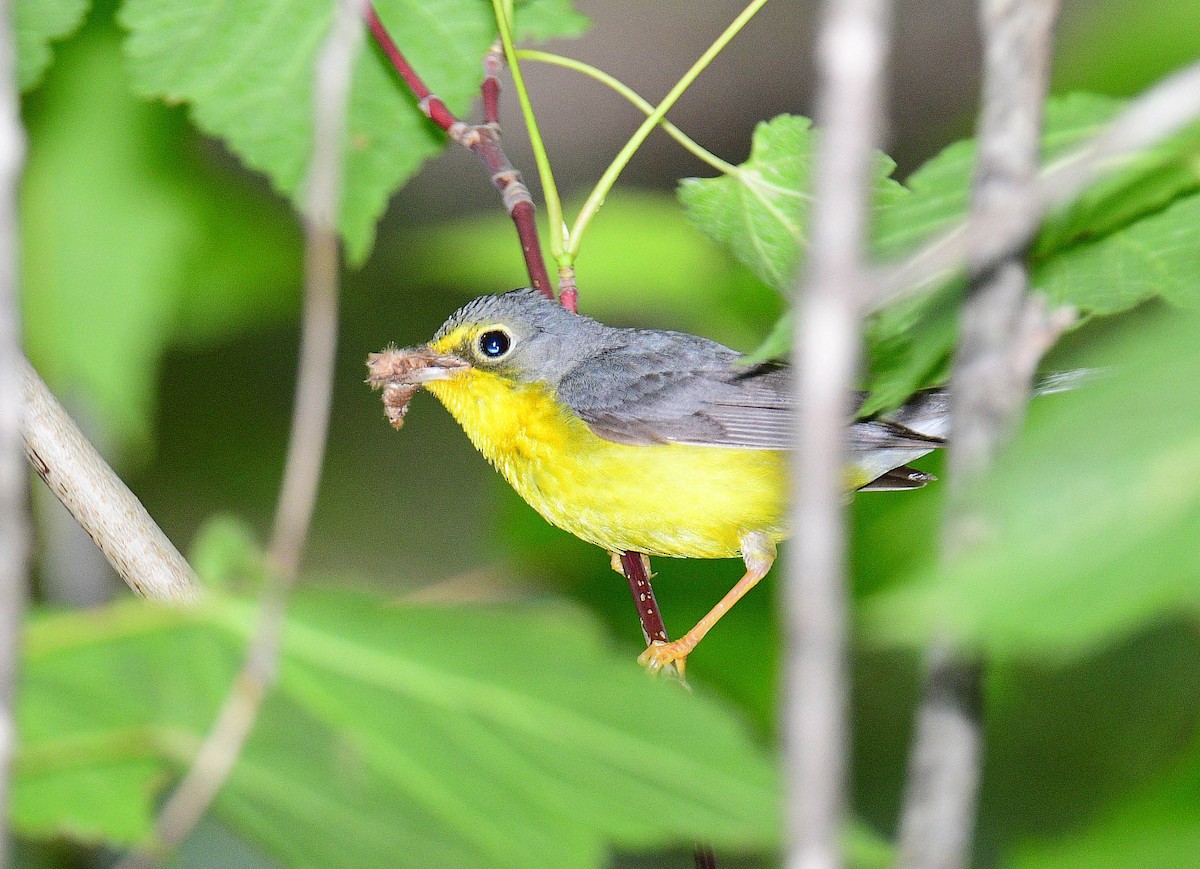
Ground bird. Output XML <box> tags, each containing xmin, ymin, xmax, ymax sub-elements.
<box><xmin>367</xmin><ymin>288</ymin><xmax>956</xmax><ymax>675</ymax></box>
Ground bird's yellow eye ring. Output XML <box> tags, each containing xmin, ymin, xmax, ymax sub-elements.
<box><xmin>477</xmin><ymin>327</ymin><xmax>513</xmax><ymax>360</ymax></box>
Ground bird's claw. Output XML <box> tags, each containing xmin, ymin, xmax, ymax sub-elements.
<box><xmin>637</xmin><ymin>640</ymin><xmax>688</xmax><ymax>678</ymax></box>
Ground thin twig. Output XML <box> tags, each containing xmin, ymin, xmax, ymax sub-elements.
<box><xmin>787</xmin><ymin>1</ymin><xmax>892</xmax><ymax>867</ymax></box>
<box><xmin>694</xmin><ymin>842</ymin><xmax>719</xmax><ymax>869</ymax></box>
<box><xmin>0</xmin><ymin>3</ymin><xmax>28</xmax><ymax>862</ymax></box>
<box><xmin>871</xmin><ymin>55</ymin><xmax>1200</xmax><ymax>311</ymax></box>
<box><xmin>118</xmin><ymin>4</ymin><xmax>365</xmax><ymax>865</ymax></box>
<box><xmin>366</xmin><ymin>3</ymin><xmax>552</xmax><ymax>299</ymax></box>
<box><xmin>21</xmin><ymin>359</ymin><xmax>201</xmax><ymax>603</ymax></box>
<box><xmin>266</xmin><ymin>4</ymin><xmax>352</xmax><ymax>578</ymax></box>
<box><xmin>896</xmin><ymin>3</ymin><xmax>1062</xmax><ymax>868</ymax></box>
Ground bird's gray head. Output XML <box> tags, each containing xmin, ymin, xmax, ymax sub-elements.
<box><xmin>428</xmin><ymin>288</ymin><xmax>613</xmax><ymax>386</ymax></box>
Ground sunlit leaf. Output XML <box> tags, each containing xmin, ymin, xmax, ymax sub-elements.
<box><xmin>119</xmin><ymin>0</ymin><xmax>589</xmax><ymax>264</ymax></box>
<box><xmin>685</xmin><ymin>97</ymin><xmax>1200</xmax><ymax>385</ymax></box>
<box><xmin>12</xmin><ymin>0</ymin><xmax>88</xmax><ymax>90</ymax></box>
<box><xmin>678</xmin><ymin>114</ymin><xmax>907</xmax><ymax>295</ymax></box>
<box><xmin>513</xmin><ymin>0</ymin><xmax>590</xmax><ymax>42</ymax></box>
<box><xmin>15</xmin><ymin>591</ymin><xmax>779</xmax><ymax>868</ymax></box>
<box><xmin>871</xmin><ymin>94</ymin><xmax>1132</xmax><ymax>260</ymax></box>
<box><xmin>1035</xmin><ymin>194</ymin><xmax>1200</xmax><ymax>314</ymax></box>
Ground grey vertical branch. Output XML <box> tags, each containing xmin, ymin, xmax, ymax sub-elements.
<box><xmin>267</xmin><ymin>0</ymin><xmax>359</xmax><ymax>579</ymax></box>
<box><xmin>119</xmin><ymin>4</ymin><xmax>365</xmax><ymax>866</ymax></box>
<box><xmin>787</xmin><ymin>0</ymin><xmax>892</xmax><ymax>867</ymax></box>
<box><xmin>896</xmin><ymin>2</ymin><xmax>1062</xmax><ymax>868</ymax></box>
<box><xmin>0</xmin><ymin>1</ymin><xmax>27</xmax><ymax>863</ymax></box>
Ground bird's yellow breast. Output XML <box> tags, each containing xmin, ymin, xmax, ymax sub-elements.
<box><xmin>425</xmin><ymin>369</ymin><xmax>787</xmax><ymax>559</ymax></box>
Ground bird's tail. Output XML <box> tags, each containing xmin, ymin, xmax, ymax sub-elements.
<box><xmin>854</xmin><ymin>367</ymin><xmax>1096</xmax><ymax>492</ymax></box>
<box><xmin>873</xmin><ymin>367</ymin><xmax>1096</xmax><ymax>445</ymax></box>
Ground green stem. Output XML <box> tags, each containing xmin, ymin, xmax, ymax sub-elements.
<box><xmin>567</xmin><ymin>0</ymin><xmax>770</xmax><ymax>257</ymax></box>
<box><xmin>516</xmin><ymin>50</ymin><xmax>739</xmax><ymax>177</ymax></box>
<box><xmin>491</xmin><ymin>0</ymin><xmax>566</xmax><ymax>262</ymax></box>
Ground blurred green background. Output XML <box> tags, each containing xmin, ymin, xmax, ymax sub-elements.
<box><xmin>14</xmin><ymin>0</ymin><xmax>1200</xmax><ymax>866</ymax></box>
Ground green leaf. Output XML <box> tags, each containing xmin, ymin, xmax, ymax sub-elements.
<box><xmin>188</xmin><ymin>515</ymin><xmax>267</xmax><ymax>592</ymax></box>
<box><xmin>1035</xmin><ymin>193</ymin><xmax>1200</xmax><ymax>315</ymax></box>
<box><xmin>862</xmin><ymin>94</ymin><xmax>1200</xmax><ymax>412</ymax></box>
<box><xmin>22</xmin><ymin>21</ymin><xmax>185</xmax><ymax>450</ymax></box>
<box><xmin>12</xmin><ymin>0</ymin><xmax>89</xmax><ymax>91</ymax></box>
<box><xmin>1011</xmin><ymin>742</ymin><xmax>1200</xmax><ymax>869</ymax></box>
<box><xmin>15</xmin><ymin>591</ymin><xmax>779</xmax><ymax>867</ymax></box>
<box><xmin>678</xmin><ymin>114</ymin><xmax>908</xmax><ymax>295</ymax></box>
<box><xmin>512</xmin><ymin>0</ymin><xmax>590</xmax><ymax>42</ymax></box>
<box><xmin>863</xmin><ymin>309</ymin><xmax>1200</xmax><ymax>659</ymax></box>
<box><xmin>739</xmin><ymin>312</ymin><xmax>791</xmax><ymax>366</ymax></box>
<box><xmin>1034</xmin><ymin>102</ymin><xmax>1200</xmax><ymax>256</ymax></box>
<box><xmin>872</xmin><ymin>94</ymin><xmax>1130</xmax><ymax>261</ymax></box>
<box><xmin>846</xmin><ymin>822</ymin><xmax>893</xmax><ymax>869</ymax></box>
<box><xmin>20</xmin><ymin>17</ymin><xmax>302</xmax><ymax>452</ymax></box>
<box><xmin>119</xmin><ymin>0</ymin><xmax>589</xmax><ymax>265</ymax></box>
<box><xmin>857</xmin><ymin>281</ymin><xmax>960</xmax><ymax>417</ymax></box>
<box><xmin>681</xmin><ymin>97</ymin><xmax>1200</xmax><ymax>379</ymax></box>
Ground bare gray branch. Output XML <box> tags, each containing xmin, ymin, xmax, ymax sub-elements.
<box><xmin>787</xmin><ymin>1</ymin><xmax>893</xmax><ymax>867</ymax></box>
<box><xmin>22</xmin><ymin>359</ymin><xmax>201</xmax><ymax>604</ymax></box>
<box><xmin>896</xmin><ymin>3</ymin><xmax>1061</xmax><ymax>868</ymax></box>
<box><xmin>267</xmin><ymin>0</ymin><xmax>360</xmax><ymax>579</ymax></box>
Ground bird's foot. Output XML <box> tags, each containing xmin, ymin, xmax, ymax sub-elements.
<box><xmin>637</xmin><ymin>639</ymin><xmax>694</xmax><ymax>678</ymax></box>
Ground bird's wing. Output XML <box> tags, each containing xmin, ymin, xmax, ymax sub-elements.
<box><xmin>556</xmin><ymin>333</ymin><xmax>789</xmax><ymax>448</ymax></box>
<box><xmin>557</xmin><ymin>334</ymin><xmax>948</xmax><ymax>455</ymax></box>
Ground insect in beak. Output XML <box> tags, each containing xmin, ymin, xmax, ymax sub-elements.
<box><xmin>365</xmin><ymin>345</ymin><xmax>469</xmax><ymax>428</ymax></box>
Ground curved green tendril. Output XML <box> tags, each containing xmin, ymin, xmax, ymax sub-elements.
<box><xmin>566</xmin><ymin>0</ymin><xmax>770</xmax><ymax>258</ymax></box>
<box><xmin>516</xmin><ymin>50</ymin><xmax>740</xmax><ymax>177</ymax></box>
<box><xmin>491</xmin><ymin>0</ymin><xmax>567</xmax><ymax>262</ymax></box>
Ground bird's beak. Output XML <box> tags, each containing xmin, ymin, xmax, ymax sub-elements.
<box><xmin>365</xmin><ymin>345</ymin><xmax>470</xmax><ymax>388</ymax></box>
<box><xmin>366</xmin><ymin>345</ymin><xmax>470</xmax><ymax>429</ymax></box>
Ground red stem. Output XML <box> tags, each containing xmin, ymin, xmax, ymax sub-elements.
<box><xmin>367</xmin><ymin>3</ymin><xmax>550</xmax><ymax>297</ymax></box>
<box><xmin>366</xmin><ymin>7</ymin><xmax>437</xmax><ymax>119</ymax></box>
<box><xmin>482</xmin><ymin>43</ymin><xmax>503</xmax><ymax>126</ymax></box>
<box><xmin>620</xmin><ymin>552</ymin><xmax>670</xmax><ymax>645</ymax></box>
<box><xmin>557</xmin><ymin>268</ymin><xmax>579</xmax><ymax>314</ymax></box>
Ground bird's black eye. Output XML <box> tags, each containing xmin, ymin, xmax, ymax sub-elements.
<box><xmin>478</xmin><ymin>328</ymin><xmax>511</xmax><ymax>360</ymax></box>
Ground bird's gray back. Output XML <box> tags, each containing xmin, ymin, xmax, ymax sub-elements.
<box><xmin>557</xmin><ymin>324</ymin><xmax>947</xmax><ymax>456</ymax></box>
